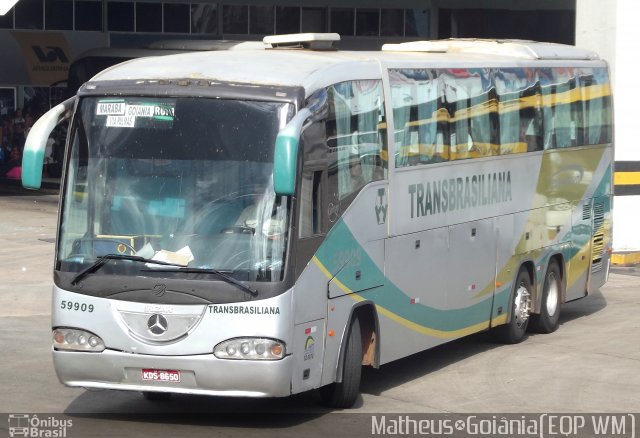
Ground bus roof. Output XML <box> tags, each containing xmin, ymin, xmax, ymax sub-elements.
<box><xmin>90</xmin><ymin>38</ymin><xmax>606</xmax><ymax>98</ymax></box>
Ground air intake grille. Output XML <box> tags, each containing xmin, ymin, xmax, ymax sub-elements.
<box><xmin>582</xmin><ymin>202</ymin><xmax>591</xmax><ymax>220</ymax></box>
<box><xmin>591</xmin><ymin>202</ymin><xmax>605</xmax><ymax>273</ymax></box>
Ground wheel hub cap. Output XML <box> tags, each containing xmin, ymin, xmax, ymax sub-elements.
<box><xmin>546</xmin><ymin>273</ymin><xmax>559</xmax><ymax>317</ymax></box>
<box><xmin>514</xmin><ymin>285</ymin><xmax>531</xmax><ymax>328</ymax></box>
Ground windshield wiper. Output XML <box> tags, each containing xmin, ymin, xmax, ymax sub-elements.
<box><xmin>70</xmin><ymin>254</ymin><xmax>184</xmax><ymax>285</ymax></box>
<box><xmin>141</xmin><ymin>267</ymin><xmax>258</xmax><ymax>296</ymax></box>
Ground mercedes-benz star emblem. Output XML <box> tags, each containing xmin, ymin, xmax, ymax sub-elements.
<box><xmin>147</xmin><ymin>314</ymin><xmax>168</xmax><ymax>335</ymax></box>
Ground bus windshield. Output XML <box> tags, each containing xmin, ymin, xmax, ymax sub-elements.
<box><xmin>57</xmin><ymin>96</ymin><xmax>293</xmax><ymax>283</ymax></box>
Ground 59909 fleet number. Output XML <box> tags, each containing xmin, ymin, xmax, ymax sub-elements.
<box><xmin>60</xmin><ymin>300</ymin><xmax>94</xmax><ymax>312</ymax></box>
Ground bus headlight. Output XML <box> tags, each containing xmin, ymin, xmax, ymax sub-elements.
<box><xmin>53</xmin><ymin>328</ymin><xmax>105</xmax><ymax>352</ymax></box>
<box><xmin>214</xmin><ymin>338</ymin><xmax>285</xmax><ymax>360</ymax></box>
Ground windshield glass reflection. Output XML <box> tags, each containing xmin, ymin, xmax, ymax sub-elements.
<box><xmin>58</xmin><ymin>96</ymin><xmax>292</xmax><ymax>282</ymax></box>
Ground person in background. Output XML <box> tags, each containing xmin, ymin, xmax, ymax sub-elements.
<box><xmin>24</xmin><ymin>113</ymin><xmax>34</xmax><ymax>138</ymax></box>
<box><xmin>11</xmin><ymin>108</ymin><xmax>26</xmax><ymax>148</ymax></box>
<box><xmin>0</xmin><ymin>118</ymin><xmax>11</xmax><ymax>153</ymax></box>
<box><xmin>1</xmin><ymin>147</ymin><xmax>21</xmax><ymax>178</ymax></box>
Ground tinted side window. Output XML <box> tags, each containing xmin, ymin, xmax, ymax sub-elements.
<box><xmin>391</xmin><ymin>68</ymin><xmax>497</xmax><ymax>166</ymax></box>
<box><xmin>496</xmin><ymin>68</ymin><xmax>543</xmax><ymax>154</ymax></box>
<box><xmin>580</xmin><ymin>67</ymin><xmax>612</xmax><ymax>146</ymax></box>
<box><xmin>444</xmin><ymin>68</ymin><xmax>497</xmax><ymax>160</ymax></box>
<box><xmin>540</xmin><ymin>68</ymin><xmax>581</xmax><ymax>149</ymax></box>
<box><xmin>390</xmin><ymin>69</ymin><xmax>450</xmax><ymax>167</ymax></box>
<box><xmin>391</xmin><ymin>66</ymin><xmax>612</xmax><ymax>162</ymax></box>
<box><xmin>325</xmin><ymin>80</ymin><xmax>387</xmax><ymax>201</ymax></box>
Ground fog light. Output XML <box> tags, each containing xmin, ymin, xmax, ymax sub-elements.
<box><xmin>214</xmin><ymin>338</ymin><xmax>285</xmax><ymax>360</ymax></box>
<box><xmin>226</xmin><ymin>344</ymin><xmax>237</xmax><ymax>356</ymax></box>
<box><xmin>64</xmin><ymin>332</ymin><xmax>77</xmax><ymax>344</ymax></box>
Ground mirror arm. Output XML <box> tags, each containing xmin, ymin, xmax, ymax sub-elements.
<box><xmin>22</xmin><ymin>96</ymin><xmax>76</xmax><ymax>189</ymax></box>
<box><xmin>273</xmin><ymin>107</ymin><xmax>311</xmax><ymax>196</ymax></box>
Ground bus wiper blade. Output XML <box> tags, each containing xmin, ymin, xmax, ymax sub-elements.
<box><xmin>71</xmin><ymin>254</ymin><xmax>183</xmax><ymax>285</ymax></box>
<box><xmin>141</xmin><ymin>267</ymin><xmax>258</xmax><ymax>296</ymax></box>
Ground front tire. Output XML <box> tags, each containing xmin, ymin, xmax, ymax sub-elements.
<box><xmin>493</xmin><ymin>268</ymin><xmax>532</xmax><ymax>344</ymax></box>
<box><xmin>320</xmin><ymin>317</ymin><xmax>362</xmax><ymax>409</ymax></box>
<box><xmin>529</xmin><ymin>260</ymin><xmax>562</xmax><ymax>333</ymax></box>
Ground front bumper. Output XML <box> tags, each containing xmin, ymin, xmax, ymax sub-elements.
<box><xmin>53</xmin><ymin>348</ymin><xmax>293</xmax><ymax>397</ymax></box>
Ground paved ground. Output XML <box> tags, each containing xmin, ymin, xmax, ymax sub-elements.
<box><xmin>0</xmin><ymin>184</ymin><xmax>638</xmax><ymax>437</ymax></box>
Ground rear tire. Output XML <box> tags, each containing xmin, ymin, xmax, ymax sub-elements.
<box><xmin>493</xmin><ymin>268</ymin><xmax>532</xmax><ymax>344</ymax></box>
<box><xmin>320</xmin><ymin>317</ymin><xmax>362</xmax><ymax>409</ymax></box>
<box><xmin>529</xmin><ymin>260</ymin><xmax>562</xmax><ymax>333</ymax></box>
<box><xmin>142</xmin><ymin>391</ymin><xmax>172</xmax><ymax>401</ymax></box>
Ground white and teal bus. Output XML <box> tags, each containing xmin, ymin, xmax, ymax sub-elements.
<box><xmin>22</xmin><ymin>34</ymin><xmax>613</xmax><ymax>408</ymax></box>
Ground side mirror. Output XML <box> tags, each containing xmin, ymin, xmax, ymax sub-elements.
<box><xmin>273</xmin><ymin>107</ymin><xmax>310</xmax><ymax>195</ymax></box>
<box><xmin>22</xmin><ymin>97</ymin><xmax>75</xmax><ymax>190</ymax></box>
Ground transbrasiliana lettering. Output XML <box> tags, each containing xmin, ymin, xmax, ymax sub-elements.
<box><xmin>208</xmin><ymin>305</ymin><xmax>280</xmax><ymax>315</ymax></box>
<box><xmin>408</xmin><ymin>171</ymin><xmax>512</xmax><ymax>218</ymax></box>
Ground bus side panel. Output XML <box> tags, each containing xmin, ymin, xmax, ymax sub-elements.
<box><xmin>316</xmin><ymin>183</ymin><xmax>388</xmax><ymax>300</ymax></box>
<box><xmin>309</xmin><ymin>182</ymin><xmax>388</xmax><ymax>386</ymax></box>
<box><xmin>380</xmin><ymin>220</ymin><xmax>501</xmax><ymax>364</ymax></box>
<box><xmin>292</xmin><ymin>258</ymin><xmax>329</xmax><ymax>325</ymax></box>
<box><xmin>445</xmin><ymin>218</ymin><xmax>496</xmax><ymax>328</ymax></box>
<box><xmin>290</xmin><ymin>261</ymin><xmax>330</xmax><ymax>393</ymax></box>
<box><xmin>290</xmin><ymin>319</ymin><xmax>326</xmax><ymax>394</ymax></box>
<box><xmin>564</xmin><ymin>145</ymin><xmax>613</xmax><ymax>299</ymax></box>
<box><xmin>384</xmin><ymin>227</ymin><xmax>449</xmax><ymax>311</ymax></box>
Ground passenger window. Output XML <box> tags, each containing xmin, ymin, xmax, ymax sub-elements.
<box><xmin>444</xmin><ymin>69</ymin><xmax>496</xmax><ymax>160</ymax></box>
<box><xmin>390</xmin><ymin>69</ymin><xmax>450</xmax><ymax>167</ymax></box>
<box><xmin>391</xmin><ymin>68</ymin><xmax>497</xmax><ymax>166</ymax></box>
<box><xmin>540</xmin><ymin>68</ymin><xmax>582</xmax><ymax>149</ymax></box>
<box><xmin>495</xmin><ymin>67</ymin><xmax>543</xmax><ymax>154</ymax></box>
<box><xmin>581</xmin><ymin>67</ymin><xmax>613</xmax><ymax>146</ymax></box>
<box><xmin>325</xmin><ymin>80</ymin><xmax>386</xmax><ymax>200</ymax></box>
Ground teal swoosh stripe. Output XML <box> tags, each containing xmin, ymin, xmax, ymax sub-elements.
<box><xmin>315</xmin><ymin>220</ymin><xmax>504</xmax><ymax>332</ymax></box>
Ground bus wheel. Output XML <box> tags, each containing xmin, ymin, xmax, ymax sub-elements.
<box><xmin>142</xmin><ymin>391</ymin><xmax>172</xmax><ymax>401</ymax></box>
<box><xmin>494</xmin><ymin>268</ymin><xmax>532</xmax><ymax>344</ymax></box>
<box><xmin>319</xmin><ymin>317</ymin><xmax>362</xmax><ymax>409</ymax></box>
<box><xmin>529</xmin><ymin>260</ymin><xmax>562</xmax><ymax>333</ymax></box>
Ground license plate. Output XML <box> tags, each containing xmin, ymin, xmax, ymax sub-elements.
<box><xmin>141</xmin><ymin>369</ymin><xmax>181</xmax><ymax>383</ymax></box>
